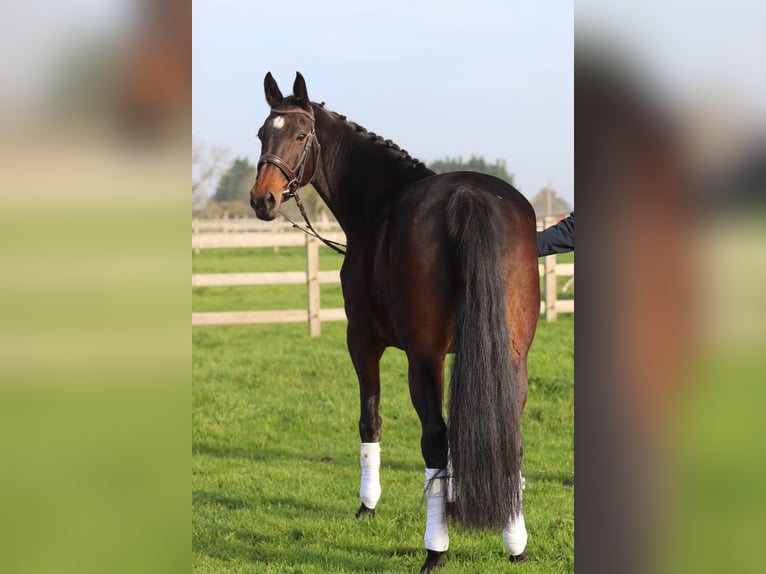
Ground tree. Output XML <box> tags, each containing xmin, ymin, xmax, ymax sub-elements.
<box><xmin>428</xmin><ymin>155</ymin><xmax>515</xmax><ymax>186</ymax></box>
<box><xmin>213</xmin><ymin>157</ymin><xmax>257</xmax><ymax>203</ymax></box>
<box><xmin>192</xmin><ymin>142</ymin><xmax>230</xmax><ymax>209</ymax></box>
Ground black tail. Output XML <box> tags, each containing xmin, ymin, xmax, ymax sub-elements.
<box><xmin>445</xmin><ymin>187</ymin><xmax>521</xmax><ymax>529</ymax></box>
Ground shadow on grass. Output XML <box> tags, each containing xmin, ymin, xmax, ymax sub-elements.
<box><xmin>194</xmin><ymin>485</ymin><xmax>568</xmax><ymax>571</ymax></box>
<box><xmin>249</xmin><ymin>544</ymin><xmax>401</xmax><ymax>573</ymax></box>
<box><xmin>194</xmin><ymin>487</ymin><xmax>428</xmax><ymax>571</ymax></box>
<box><xmin>193</xmin><ymin>442</ymin><xmax>354</xmax><ymax>465</ymax></box>
<box><xmin>523</xmin><ymin>465</ymin><xmax>575</xmax><ymax>486</ymax></box>
<box><xmin>194</xmin><ymin>440</ymin><xmax>426</xmax><ymax>474</ymax></box>
<box><xmin>194</xmin><ymin>489</ymin><xmax>344</xmax><ymax>517</ymax></box>
<box><xmin>193</xmin><ymin>427</ymin><xmax>570</xmax><ymax>570</ymax></box>
<box><xmin>193</xmin><ymin>489</ymin><xmax>250</xmax><ymax>510</ymax></box>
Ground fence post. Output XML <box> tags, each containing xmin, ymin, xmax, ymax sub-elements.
<box><xmin>543</xmin><ymin>216</ymin><xmax>558</xmax><ymax>321</ymax></box>
<box><xmin>306</xmin><ymin>234</ymin><xmax>321</xmax><ymax>336</ymax></box>
<box><xmin>273</xmin><ymin>220</ymin><xmax>280</xmax><ymax>253</ymax></box>
<box><xmin>544</xmin><ymin>253</ymin><xmax>557</xmax><ymax>321</ymax></box>
<box><xmin>192</xmin><ymin>218</ymin><xmax>200</xmax><ymax>255</ymax></box>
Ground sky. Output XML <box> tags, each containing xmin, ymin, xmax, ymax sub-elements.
<box><xmin>192</xmin><ymin>0</ymin><xmax>574</xmax><ymax>207</ymax></box>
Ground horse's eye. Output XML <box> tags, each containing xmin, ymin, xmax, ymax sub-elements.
<box><xmin>297</xmin><ymin>133</ymin><xmax>306</xmax><ymax>142</ymax></box>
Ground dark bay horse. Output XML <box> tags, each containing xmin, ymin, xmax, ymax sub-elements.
<box><xmin>250</xmin><ymin>72</ymin><xmax>540</xmax><ymax>572</ymax></box>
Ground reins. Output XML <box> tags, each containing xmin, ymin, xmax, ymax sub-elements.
<box><xmin>278</xmin><ymin>192</ymin><xmax>347</xmax><ymax>255</ymax></box>
<box><xmin>258</xmin><ymin>106</ymin><xmax>347</xmax><ymax>255</ymax></box>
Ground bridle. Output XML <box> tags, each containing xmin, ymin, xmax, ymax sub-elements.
<box><xmin>257</xmin><ymin>106</ymin><xmax>320</xmax><ymax>198</ymax></box>
<box><xmin>256</xmin><ymin>106</ymin><xmax>346</xmax><ymax>255</ymax></box>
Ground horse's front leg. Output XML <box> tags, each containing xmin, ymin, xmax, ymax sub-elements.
<box><xmin>348</xmin><ymin>326</ymin><xmax>385</xmax><ymax>518</ymax></box>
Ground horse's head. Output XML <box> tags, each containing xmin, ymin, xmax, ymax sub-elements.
<box><xmin>250</xmin><ymin>72</ymin><xmax>319</xmax><ymax>220</ymax></box>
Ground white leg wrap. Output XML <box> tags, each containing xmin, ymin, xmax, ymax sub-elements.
<box><xmin>502</xmin><ymin>473</ymin><xmax>527</xmax><ymax>556</ymax></box>
<box><xmin>424</xmin><ymin>468</ymin><xmax>449</xmax><ymax>552</ymax></box>
<box><xmin>359</xmin><ymin>442</ymin><xmax>381</xmax><ymax>509</ymax></box>
<box><xmin>503</xmin><ymin>513</ymin><xmax>528</xmax><ymax>556</ymax></box>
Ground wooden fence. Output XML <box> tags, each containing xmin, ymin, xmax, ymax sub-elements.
<box><xmin>192</xmin><ymin>218</ymin><xmax>573</xmax><ymax>335</ymax></box>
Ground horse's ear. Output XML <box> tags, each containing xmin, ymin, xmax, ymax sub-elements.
<box><xmin>264</xmin><ymin>72</ymin><xmax>283</xmax><ymax>107</ymax></box>
<box><xmin>293</xmin><ymin>72</ymin><xmax>309</xmax><ymax>103</ymax></box>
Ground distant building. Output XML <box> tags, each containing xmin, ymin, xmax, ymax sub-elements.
<box><xmin>530</xmin><ymin>187</ymin><xmax>572</xmax><ymax>222</ymax></box>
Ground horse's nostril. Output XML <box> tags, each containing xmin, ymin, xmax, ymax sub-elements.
<box><xmin>264</xmin><ymin>191</ymin><xmax>276</xmax><ymax>210</ymax></box>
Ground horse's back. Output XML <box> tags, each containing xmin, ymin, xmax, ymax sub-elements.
<box><xmin>383</xmin><ymin>172</ymin><xmax>539</xmax><ymax>355</ymax></box>
<box><xmin>390</xmin><ymin>172</ymin><xmax>538</xmax><ymax>270</ymax></box>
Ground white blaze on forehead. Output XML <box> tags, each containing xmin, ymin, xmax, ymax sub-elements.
<box><xmin>272</xmin><ymin>116</ymin><xmax>285</xmax><ymax>130</ymax></box>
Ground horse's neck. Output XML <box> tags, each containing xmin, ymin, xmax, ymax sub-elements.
<box><xmin>312</xmin><ymin>108</ymin><xmax>431</xmax><ymax>236</ymax></box>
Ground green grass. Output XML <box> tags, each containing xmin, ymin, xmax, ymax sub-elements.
<box><xmin>192</xmin><ymin>247</ymin><xmax>574</xmax><ymax>572</ymax></box>
<box><xmin>192</xmin><ymin>284</ymin><xmax>346</xmax><ymax>313</ymax></box>
<box><xmin>193</xmin><ymin>247</ymin><xmax>345</xmax><ymax>274</ymax></box>
<box><xmin>551</xmin><ymin>252</ymin><xmax>574</xmax><ymax>265</ymax></box>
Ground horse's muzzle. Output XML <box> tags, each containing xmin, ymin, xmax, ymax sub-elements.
<box><xmin>251</xmin><ymin>190</ymin><xmax>279</xmax><ymax>221</ymax></box>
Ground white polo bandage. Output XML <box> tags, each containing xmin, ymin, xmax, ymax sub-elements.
<box><xmin>503</xmin><ymin>513</ymin><xmax>528</xmax><ymax>556</ymax></box>
<box><xmin>424</xmin><ymin>468</ymin><xmax>449</xmax><ymax>551</ymax></box>
<box><xmin>359</xmin><ymin>442</ymin><xmax>381</xmax><ymax>509</ymax></box>
<box><xmin>502</xmin><ymin>473</ymin><xmax>527</xmax><ymax>556</ymax></box>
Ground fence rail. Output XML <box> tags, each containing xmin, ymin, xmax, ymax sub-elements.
<box><xmin>192</xmin><ymin>270</ymin><xmax>341</xmax><ymax>287</ymax></box>
<box><xmin>192</xmin><ymin>218</ymin><xmax>572</xmax><ymax>334</ymax></box>
<box><xmin>192</xmin><ymin>231</ymin><xmax>346</xmax><ymax>250</ymax></box>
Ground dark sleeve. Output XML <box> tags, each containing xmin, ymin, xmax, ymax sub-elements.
<box><xmin>537</xmin><ymin>211</ymin><xmax>574</xmax><ymax>257</ymax></box>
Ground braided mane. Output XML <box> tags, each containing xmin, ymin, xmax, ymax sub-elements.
<box><xmin>275</xmin><ymin>95</ymin><xmax>433</xmax><ymax>174</ymax></box>
<box><xmin>320</xmin><ymin>104</ymin><xmax>434</xmax><ymax>175</ymax></box>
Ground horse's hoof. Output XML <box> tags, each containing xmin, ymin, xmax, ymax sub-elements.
<box><xmin>355</xmin><ymin>503</ymin><xmax>375</xmax><ymax>518</ymax></box>
<box><xmin>420</xmin><ymin>549</ymin><xmax>446</xmax><ymax>572</ymax></box>
<box><xmin>509</xmin><ymin>552</ymin><xmax>528</xmax><ymax>563</ymax></box>
<box><xmin>563</xmin><ymin>477</ymin><xmax>574</xmax><ymax>488</ymax></box>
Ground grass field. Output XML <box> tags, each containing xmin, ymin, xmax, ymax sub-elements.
<box><xmin>192</xmin><ymin>247</ymin><xmax>574</xmax><ymax>573</ymax></box>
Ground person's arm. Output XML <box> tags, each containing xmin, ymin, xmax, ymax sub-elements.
<box><xmin>537</xmin><ymin>211</ymin><xmax>574</xmax><ymax>257</ymax></box>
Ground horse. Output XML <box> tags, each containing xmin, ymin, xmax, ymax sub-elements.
<box><xmin>250</xmin><ymin>72</ymin><xmax>540</xmax><ymax>572</ymax></box>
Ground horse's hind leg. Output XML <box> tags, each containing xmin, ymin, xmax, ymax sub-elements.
<box><xmin>348</xmin><ymin>327</ymin><xmax>385</xmax><ymax>518</ymax></box>
<box><xmin>503</xmin><ymin>478</ymin><xmax>528</xmax><ymax>562</ymax></box>
<box><xmin>407</xmin><ymin>354</ymin><xmax>449</xmax><ymax>573</ymax></box>
<box><xmin>503</xmin><ymin>358</ymin><xmax>531</xmax><ymax>561</ymax></box>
